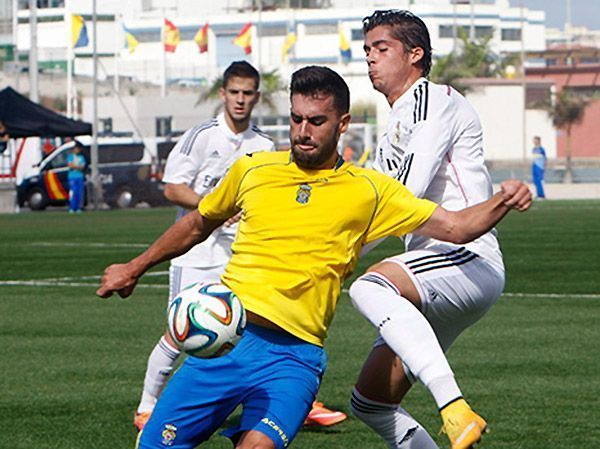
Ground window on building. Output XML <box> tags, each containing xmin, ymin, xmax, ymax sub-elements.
<box><xmin>156</xmin><ymin>117</ymin><xmax>172</xmax><ymax>137</ymax></box>
<box><xmin>304</xmin><ymin>23</ymin><xmax>337</xmax><ymax>35</ymax></box>
<box><xmin>257</xmin><ymin>24</ymin><xmax>287</xmax><ymax>37</ymax></box>
<box><xmin>439</xmin><ymin>25</ymin><xmax>494</xmax><ymax>40</ymax></box>
<box><xmin>501</xmin><ymin>28</ymin><xmax>521</xmax><ymax>41</ymax></box>
<box><xmin>133</xmin><ymin>29</ymin><xmax>161</xmax><ymax>43</ymax></box>
<box><xmin>475</xmin><ymin>26</ymin><xmax>494</xmax><ymax>39</ymax></box>
<box><xmin>351</xmin><ymin>28</ymin><xmax>364</xmax><ymax>41</ymax></box>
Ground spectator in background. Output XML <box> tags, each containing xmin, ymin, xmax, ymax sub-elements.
<box><xmin>67</xmin><ymin>141</ymin><xmax>86</xmax><ymax>213</ymax></box>
<box><xmin>531</xmin><ymin>136</ymin><xmax>547</xmax><ymax>199</ymax></box>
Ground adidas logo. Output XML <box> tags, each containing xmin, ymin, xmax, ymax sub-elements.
<box><xmin>209</xmin><ymin>150</ymin><xmax>220</xmax><ymax>158</ymax></box>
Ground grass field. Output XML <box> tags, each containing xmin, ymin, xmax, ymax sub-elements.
<box><xmin>1</xmin><ymin>200</ymin><xmax>599</xmax><ymax>449</ymax></box>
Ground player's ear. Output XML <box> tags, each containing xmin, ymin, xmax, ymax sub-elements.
<box><xmin>410</xmin><ymin>47</ymin><xmax>424</xmax><ymax>66</ymax></box>
<box><xmin>218</xmin><ymin>87</ymin><xmax>226</xmax><ymax>101</ymax></box>
<box><xmin>338</xmin><ymin>113</ymin><xmax>351</xmax><ymax>134</ymax></box>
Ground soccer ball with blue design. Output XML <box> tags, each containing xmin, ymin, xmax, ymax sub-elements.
<box><xmin>167</xmin><ymin>282</ymin><xmax>246</xmax><ymax>358</ymax></box>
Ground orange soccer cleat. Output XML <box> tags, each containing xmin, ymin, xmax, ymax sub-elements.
<box><xmin>133</xmin><ymin>411</ymin><xmax>152</xmax><ymax>432</ymax></box>
<box><xmin>304</xmin><ymin>401</ymin><xmax>347</xmax><ymax>427</ymax></box>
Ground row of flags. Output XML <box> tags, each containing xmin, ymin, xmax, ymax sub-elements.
<box><xmin>71</xmin><ymin>15</ymin><xmax>353</xmax><ymax>63</ymax></box>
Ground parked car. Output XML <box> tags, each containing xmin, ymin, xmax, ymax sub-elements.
<box><xmin>17</xmin><ymin>137</ymin><xmax>168</xmax><ymax>210</ymax></box>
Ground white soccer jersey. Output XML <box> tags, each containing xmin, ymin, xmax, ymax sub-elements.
<box><xmin>162</xmin><ymin>112</ymin><xmax>275</xmax><ymax>268</ymax></box>
<box><xmin>373</xmin><ymin>78</ymin><xmax>503</xmax><ymax>270</ymax></box>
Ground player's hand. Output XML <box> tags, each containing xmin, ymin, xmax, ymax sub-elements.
<box><xmin>96</xmin><ymin>263</ymin><xmax>139</xmax><ymax>299</ymax></box>
<box><xmin>223</xmin><ymin>211</ymin><xmax>242</xmax><ymax>227</ymax></box>
<box><xmin>499</xmin><ymin>180</ymin><xmax>532</xmax><ymax>212</ymax></box>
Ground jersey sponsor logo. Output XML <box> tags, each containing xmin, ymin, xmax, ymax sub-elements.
<box><xmin>161</xmin><ymin>423</ymin><xmax>178</xmax><ymax>446</ymax></box>
<box><xmin>261</xmin><ymin>417</ymin><xmax>289</xmax><ymax>447</ymax></box>
<box><xmin>202</xmin><ymin>174</ymin><xmax>221</xmax><ymax>189</ymax></box>
<box><xmin>296</xmin><ymin>183</ymin><xmax>312</xmax><ymax>204</ymax></box>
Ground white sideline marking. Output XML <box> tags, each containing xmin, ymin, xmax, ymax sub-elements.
<box><xmin>0</xmin><ymin>276</ymin><xmax>599</xmax><ymax>299</ymax></box>
<box><xmin>30</xmin><ymin>242</ymin><xmax>149</xmax><ymax>248</ymax></box>
<box><xmin>0</xmin><ymin>271</ymin><xmax>169</xmax><ymax>288</ymax></box>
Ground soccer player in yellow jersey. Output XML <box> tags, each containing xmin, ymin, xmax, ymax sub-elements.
<box><xmin>97</xmin><ymin>66</ymin><xmax>531</xmax><ymax>449</ymax></box>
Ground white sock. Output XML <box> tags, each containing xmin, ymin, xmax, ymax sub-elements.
<box><xmin>350</xmin><ymin>388</ymin><xmax>439</xmax><ymax>449</ymax></box>
<box><xmin>137</xmin><ymin>336</ymin><xmax>181</xmax><ymax>414</ymax></box>
<box><xmin>349</xmin><ymin>272</ymin><xmax>462</xmax><ymax>409</ymax></box>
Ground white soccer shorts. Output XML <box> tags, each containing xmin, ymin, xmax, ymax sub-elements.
<box><xmin>375</xmin><ymin>244</ymin><xmax>505</xmax><ymax>352</ymax></box>
<box><xmin>168</xmin><ymin>264</ymin><xmax>226</xmax><ymax>305</ymax></box>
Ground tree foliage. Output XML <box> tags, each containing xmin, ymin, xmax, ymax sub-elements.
<box><xmin>430</xmin><ymin>29</ymin><xmax>516</xmax><ymax>93</ymax></box>
<box><xmin>546</xmin><ymin>89</ymin><xmax>590</xmax><ymax>182</ymax></box>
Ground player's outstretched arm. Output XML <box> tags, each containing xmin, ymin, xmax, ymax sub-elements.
<box><xmin>164</xmin><ymin>183</ymin><xmax>203</xmax><ymax>210</ymax></box>
<box><xmin>415</xmin><ymin>179</ymin><xmax>531</xmax><ymax>244</ymax></box>
<box><xmin>96</xmin><ymin>210</ymin><xmax>225</xmax><ymax>299</ymax></box>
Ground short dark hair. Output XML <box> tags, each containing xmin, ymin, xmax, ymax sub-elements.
<box><xmin>362</xmin><ymin>10</ymin><xmax>432</xmax><ymax>77</ymax></box>
<box><xmin>290</xmin><ymin>66</ymin><xmax>350</xmax><ymax>114</ymax></box>
<box><xmin>223</xmin><ymin>61</ymin><xmax>260</xmax><ymax>90</ymax></box>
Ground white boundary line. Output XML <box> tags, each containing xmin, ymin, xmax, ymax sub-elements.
<box><xmin>0</xmin><ymin>275</ymin><xmax>599</xmax><ymax>299</ymax></box>
<box><xmin>29</xmin><ymin>242</ymin><xmax>149</xmax><ymax>248</ymax></box>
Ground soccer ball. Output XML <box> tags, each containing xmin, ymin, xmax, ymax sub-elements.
<box><xmin>167</xmin><ymin>282</ymin><xmax>246</xmax><ymax>358</ymax></box>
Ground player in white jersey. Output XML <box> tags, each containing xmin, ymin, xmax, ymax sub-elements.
<box><xmin>134</xmin><ymin>61</ymin><xmax>276</xmax><ymax>430</ymax></box>
<box><xmin>349</xmin><ymin>10</ymin><xmax>504</xmax><ymax>449</ymax></box>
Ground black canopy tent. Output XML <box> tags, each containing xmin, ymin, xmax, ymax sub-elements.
<box><xmin>0</xmin><ymin>87</ymin><xmax>92</xmax><ymax>138</ymax></box>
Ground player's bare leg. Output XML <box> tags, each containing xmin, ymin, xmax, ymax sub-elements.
<box><xmin>236</xmin><ymin>430</ymin><xmax>276</xmax><ymax>449</ymax></box>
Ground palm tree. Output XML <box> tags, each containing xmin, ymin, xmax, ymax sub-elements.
<box><xmin>430</xmin><ymin>29</ymin><xmax>505</xmax><ymax>94</ymax></box>
<box><xmin>196</xmin><ymin>69</ymin><xmax>285</xmax><ymax>117</ymax></box>
<box><xmin>547</xmin><ymin>89</ymin><xmax>589</xmax><ymax>183</ymax></box>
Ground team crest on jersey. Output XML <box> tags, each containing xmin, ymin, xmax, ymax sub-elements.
<box><xmin>296</xmin><ymin>183</ymin><xmax>312</xmax><ymax>204</ymax></box>
<box><xmin>161</xmin><ymin>424</ymin><xmax>178</xmax><ymax>446</ymax></box>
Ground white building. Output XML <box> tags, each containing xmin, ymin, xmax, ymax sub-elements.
<box><xmin>7</xmin><ymin>0</ymin><xmax>554</xmax><ymax>162</ymax></box>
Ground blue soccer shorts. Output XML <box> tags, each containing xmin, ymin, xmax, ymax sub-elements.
<box><xmin>138</xmin><ymin>323</ymin><xmax>327</xmax><ymax>449</ymax></box>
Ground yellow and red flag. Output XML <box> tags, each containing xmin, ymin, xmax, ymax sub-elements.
<box><xmin>233</xmin><ymin>22</ymin><xmax>252</xmax><ymax>55</ymax></box>
<box><xmin>194</xmin><ymin>22</ymin><xmax>209</xmax><ymax>53</ymax></box>
<box><xmin>163</xmin><ymin>18</ymin><xmax>180</xmax><ymax>53</ymax></box>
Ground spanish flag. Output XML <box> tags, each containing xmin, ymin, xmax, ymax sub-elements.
<box><xmin>194</xmin><ymin>22</ymin><xmax>209</xmax><ymax>53</ymax></box>
<box><xmin>339</xmin><ymin>25</ymin><xmax>352</xmax><ymax>64</ymax></box>
<box><xmin>233</xmin><ymin>22</ymin><xmax>252</xmax><ymax>55</ymax></box>
<box><xmin>72</xmin><ymin>14</ymin><xmax>89</xmax><ymax>48</ymax></box>
<box><xmin>163</xmin><ymin>18</ymin><xmax>180</xmax><ymax>53</ymax></box>
<box><xmin>281</xmin><ymin>22</ymin><xmax>296</xmax><ymax>62</ymax></box>
<box><xmin>123</xmin><ymin>26</ymin><xmax>139</xmax><ymax>54</ymax></box>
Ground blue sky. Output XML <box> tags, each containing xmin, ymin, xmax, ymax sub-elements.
<box><xmin>509</xmin><ymin>0</ymin><xmax>600</xmax><ymax>30</ymax></box>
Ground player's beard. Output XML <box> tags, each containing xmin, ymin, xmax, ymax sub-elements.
<box><xmin>291</xmin><ymin>135</ymin><xmax>338</xmax><ymax>169</ymax></box>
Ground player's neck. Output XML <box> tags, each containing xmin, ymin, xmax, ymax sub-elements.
<box><xmin>387</xmin><ymin>73</ymin><xmax>423</xmax><ymax>106</ymax></box>
<box><xmin>224</xmin><ymin>113</ymin><xmax>251</xmax><ymax>135</ymax></box>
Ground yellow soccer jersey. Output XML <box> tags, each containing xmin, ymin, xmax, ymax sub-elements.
<box><xmin>199</xmin><ymin>150</ymin><xmax>436</xmax><ymax>346</ymax></box>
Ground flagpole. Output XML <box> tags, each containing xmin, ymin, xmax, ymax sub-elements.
<box><xmin>161</xmin><ymin>13</ymin><xmax>167</xmax><ymax>98</ymax></box>
<box><xmin>114</xmin><ymin>15</ymin><xmax>121</xmax><ymax>93</ymax></box>
<box><xmin>28</xmin><ymin>0</ymin><xmax>38</xmax><ymax>103</ymax></box>
<box><xmin>12</xmin><ymin>0</ymin><xmax>20</xmax><ymax>91</ymax></box>
<box><xmin>65</xmin><ymin>2</ymin><xmax>73</xmax><ymax>117</ymax></box>
<box><xmin>91</xmin><ymin>0</ymin><xmax>102</xmax><ymax>208</ymax></box>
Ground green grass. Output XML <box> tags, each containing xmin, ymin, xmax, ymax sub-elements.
<box><xmin>1</xmin><ymin>200</ymin><xmax>599</xmax><ymax>448</ymax></box>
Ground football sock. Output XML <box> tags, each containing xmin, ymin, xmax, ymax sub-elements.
<box><xmin>349</xmin><ymin>272</ymin><xmax>462</xmax><ymax>409</ymax></box>
<box><xmin>137</xmin><ymin>336</ymin><xmax>181</xmax><ymax>413</ymax></box>
<box><xmin>350</xmin><ymin>388</ymin><xmax>439</xmax><ymax>449</ymax></box>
